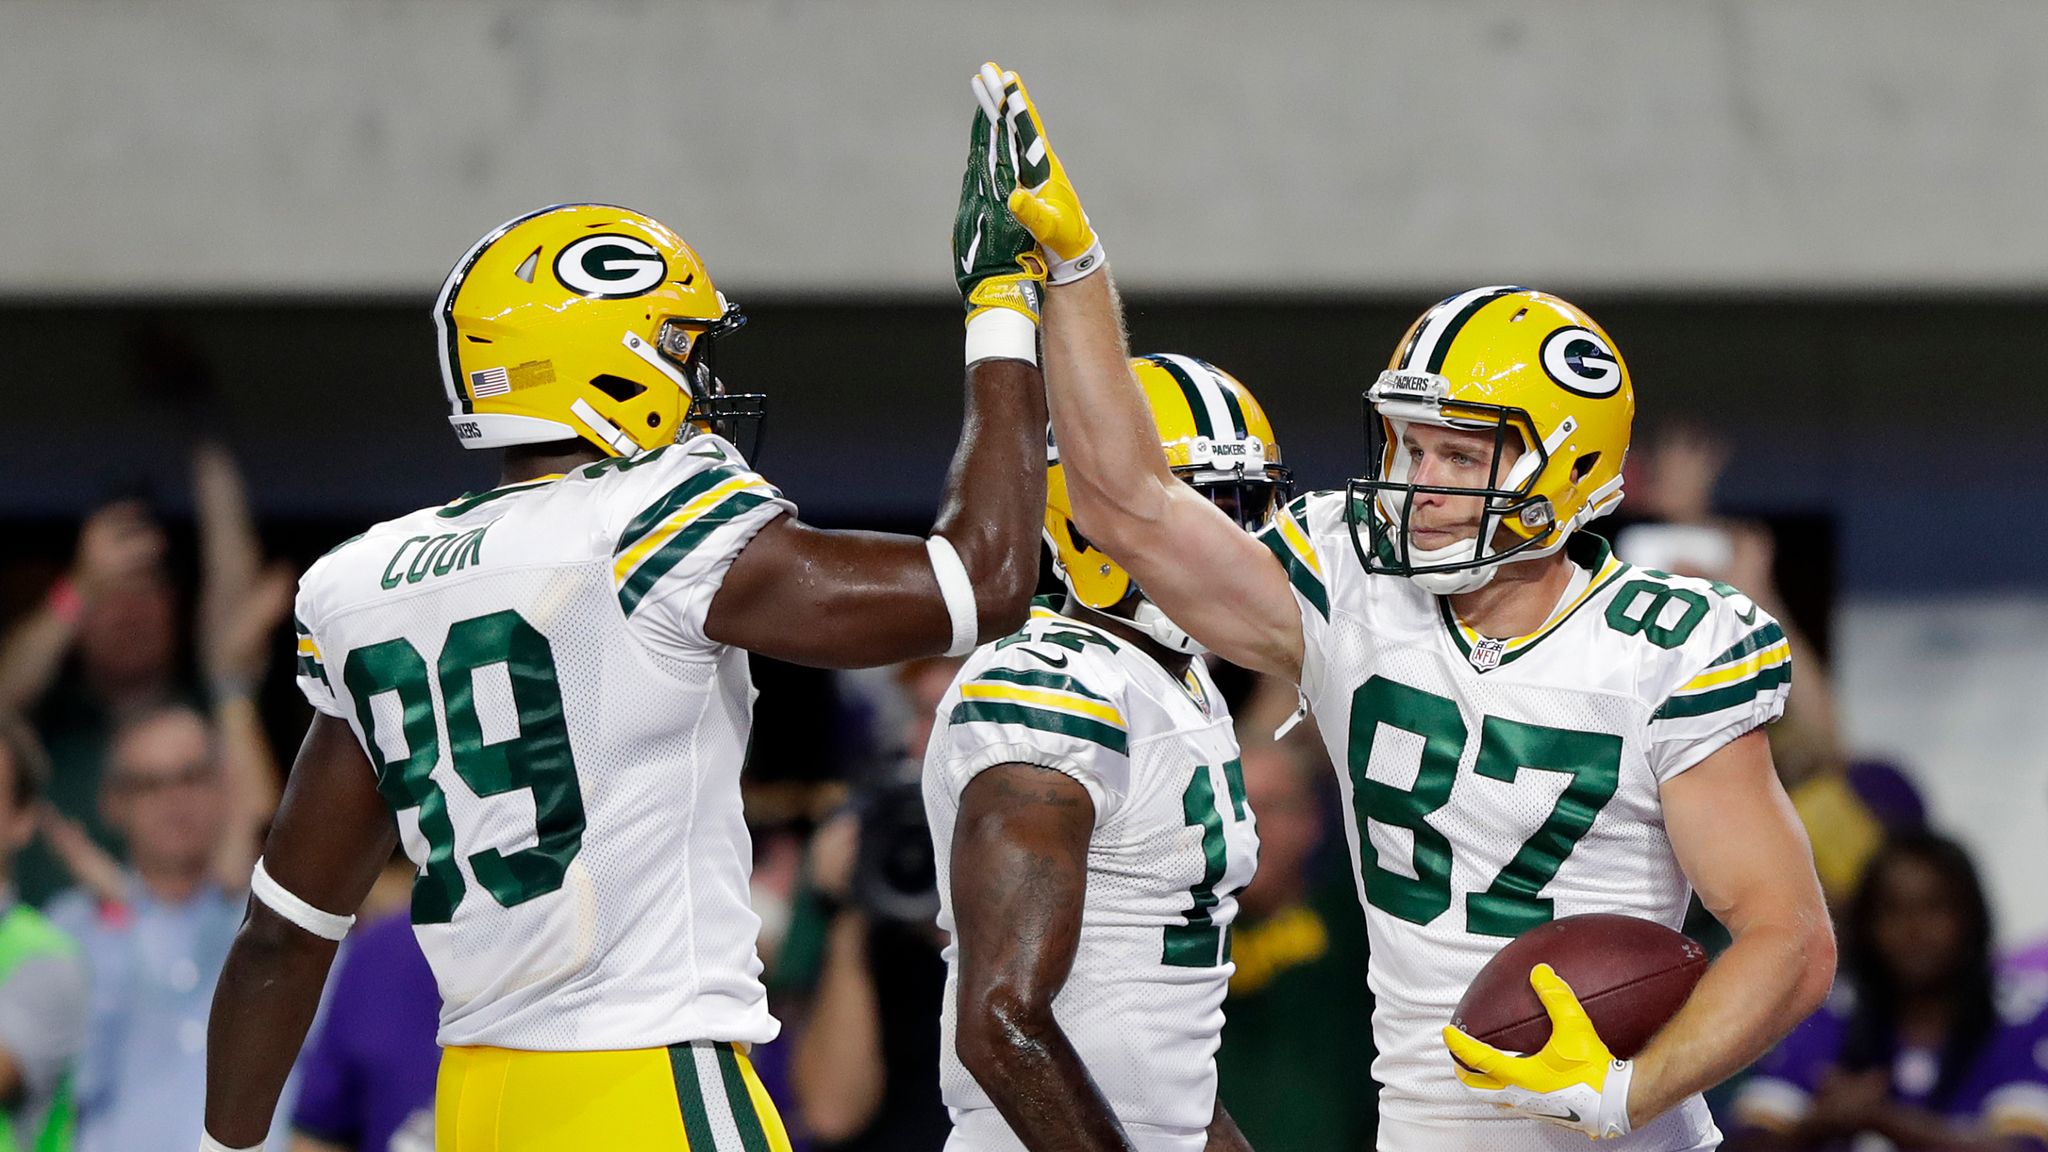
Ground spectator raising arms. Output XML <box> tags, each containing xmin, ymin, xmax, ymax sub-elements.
<box><xmin>46</xmin><ymin>706</ymin><xmax>275</xmax><ymax>1152</ymax></box>
<box><xmin>0</xmin><ymin>440</ymin><xmax>287</xmax><ymax>905</ymax></box>
<box><xmin>0</xmin><ymin>715</ymin><xmax>89</xmax><ymax>1152</ymax></box>
<box><xmin>1731</xmin><ymin>832</ymin><xmax>2048</xmax><ymax>1150</ymax></box>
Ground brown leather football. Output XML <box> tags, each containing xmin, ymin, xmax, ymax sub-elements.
<box><xmin>1450</xmin><ymin>914</ymin><xmax>1707</xmax><ymax>1060</ymax></box>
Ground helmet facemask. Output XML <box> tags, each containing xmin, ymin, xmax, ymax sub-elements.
<box><xmin>653</xmin><ymin>298</ymin><xmax>768</xmax><ymax>460</ymax></box>
<box><xmin>1346</xmin><ymin>369</ymin><xmax>1576</xmax><ymax>595</ymax></box>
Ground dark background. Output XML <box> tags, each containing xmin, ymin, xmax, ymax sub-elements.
<box><xmin>2</xmin><ymin>292</ymin><xmax>2037</xmax><ymax>600</ymax></box>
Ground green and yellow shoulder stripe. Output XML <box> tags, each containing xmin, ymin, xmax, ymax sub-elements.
<box><xmin>1255</xmin><ymin>492</ymin><xmax>1329</xmax><ymax>620</ymax></box>
<box><xmin>612</xmin><ymin>459</ymin><xmax>784</xmax><ymax>617</ymax></box>
<box><xmin>949</xmin><ymin>665</ymin><xmax>1130</xmax><ymax>757</ymax></box>
<box><xmin>293</xmin><ymin>614</ymin><xmax>331</xmax><ymax>690</ymax></box>
<box><xmin>1653</xmin><ymin>620</ymin><xmax>1792</xmax><ymax>721</ymax></box>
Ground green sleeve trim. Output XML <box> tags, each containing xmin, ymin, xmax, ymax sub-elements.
<box><xmin>971</xmin><ymin>666</ymin><xmax>1111</xmax><ymax>701</ymax></box>
<box><xmin>617</xmin><ymin>491</ymin><xmax>775</xmax><ymax>617</ymax></box>
<box><xmin>1257</xmin><ymin>522</ymin><xmax>1330</xmax><ymax>621</ymax></box>
<box><xmin>948</xmin><ymin>700</ymin><xmax>1129</xmax><ymax>756</ymax></box>
<box><xmin>1707</xmin><ymin>621</ymin><xmax>1787</xmax><ymax>667</ymax></box>
<box><xmin>615</xmin><ymin>464</ymin><xmax>751</xmax><ymax>555</ymax></box>
<box><xmin>1653</xmin><ymin>664</ymin><xmax>1793</xmax><ymax>721</ymax></box>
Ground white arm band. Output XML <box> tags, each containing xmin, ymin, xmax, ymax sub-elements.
<box><xmin>925</xmin><ymin>534</ymin><xmax>981</xmax><ymax>658</ymax></box>
<box><xmin>963</xmin><ymin>307</ymin><xmax>1038</xmax><ymax>367</ymax></box>
<box><xmin>200</xmin><ymin>1133</ymin><xmax>263</xmax><ymax>1152</ymax></box>
<box><xmin>251</xmin><ymin>857</ymin><xmax>356</xmax><ymax>942</ymax></box>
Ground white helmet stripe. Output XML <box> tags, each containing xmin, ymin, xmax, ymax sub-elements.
<box><xmin>433</xmin><ymin>204</ymin><xmax>563</xmax><ymax>413</ymax></box>
<box><xmin>1156</xmin><ymin>352</ymin><xmax>1238</xmax><ymax>440</ymax></box>
<box><xmin>1401</xmin><ymin>284</ymin><xmax>1524</xmax><ymax>374</ymax></box>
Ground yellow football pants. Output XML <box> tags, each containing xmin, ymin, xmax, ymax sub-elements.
<box><xmin>436</xmin><ymin>1041</ymin><xmax>793</xmax><ymax>1151</ymax></box>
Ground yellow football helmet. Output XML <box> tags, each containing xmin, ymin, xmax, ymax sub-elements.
<box><xmin>1349</xmin><ymin>286</ymin><xmax>1634</xmax><ymax>594</ymax></box>
<box><xmin>433</xmin><ymin>204</ymin><xmax>762</xmax><ymax>457</ymax></box>
<box><xmin>1047</xmin><ymin>355</ymin><xmax>1291</xmax><ymax>646</ymax></box>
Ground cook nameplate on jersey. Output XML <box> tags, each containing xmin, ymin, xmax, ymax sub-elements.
<box><xmin>290</xmin><ymin>440</ymin><xmax>797</xmax><ymax>1052</ymax></box>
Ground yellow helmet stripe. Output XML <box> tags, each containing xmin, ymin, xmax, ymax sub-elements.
<box><xmin>1399</xmin><ymin>285</ymin><xmax>1526</xmax><ymax>374</ymax></box>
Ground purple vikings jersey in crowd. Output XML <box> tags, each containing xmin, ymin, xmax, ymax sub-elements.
<box><xmin>293</xmin><ymin>912</ymin><xmax>441</xmax><ymax>1152</ymax></box>
<box><xmin>1733</xmin><ymin>980</ymin><xmax>2048</xmax><ymax>1147</ymax></box>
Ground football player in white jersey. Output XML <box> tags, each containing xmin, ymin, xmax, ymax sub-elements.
<box><xmin>202</xmin><ymin>101</ymin><xmax>1056</xmax><ymax>1152</ymax></box>
<box><xmin>970</xmin><ymin>63</ymin><xmax>1835</xmax><ymax>1152</ymax></box>
<box><xmin>926</xmin><ymin>354</ymin><xmax>1281</xmax><ymax>1152</ymax></box>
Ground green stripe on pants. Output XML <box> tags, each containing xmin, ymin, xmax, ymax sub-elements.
<box><xmin>669</xmin><ymin>1044</ymin><xmax>720</xmax><ymax>1151</ymax></box>
<box><xmin>715</xmin><ymin>1044</ymin><xmax>772</xmax><ymax>1152</ymax></box>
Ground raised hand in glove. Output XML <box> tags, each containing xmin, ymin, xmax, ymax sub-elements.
<box><xmin>956</xmin><ymin>69</ymin><xmax>1047</xmax><ymax>366</ymax></box>
<box><xmin>973</xmin><ymin>62</ymin><xmax>1104</xmax><ymax>285</ymax></box>
<box><xmin>1443</xmin><ymin>964</ymin><xmax>1636</xmax><ymax>1141</ymax></box>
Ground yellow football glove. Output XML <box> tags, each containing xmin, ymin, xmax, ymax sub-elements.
<box><xmin>955</xmin><ymin>75</ymin><xmax>1047</xmax><ymax>365</ymax></box>
<box><xmin>1442</xmin><ymin>964</ymin><xmax>1636</xmax><ymax>1140</ymax></box>
<box><xmin>973</xmin><ymin>61</ymin><xmax>1105</xmax><ymax>284</ymax></box>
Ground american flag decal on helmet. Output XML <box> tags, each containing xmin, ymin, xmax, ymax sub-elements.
<box><xmin>469</xmin><ymin>366</ymin><xmax>512</xmax><ymax>398</ymax></box>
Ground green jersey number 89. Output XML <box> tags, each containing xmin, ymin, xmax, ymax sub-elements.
<box><xmin>343</xmin><ymin>609</ymin><xmax>587</xmax><ymax>926</ymax></box>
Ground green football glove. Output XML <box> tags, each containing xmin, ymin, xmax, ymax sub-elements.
<box><xmin>974</xmin><ymin>61</ymin><xmax>1104</xmax><ymax>285</ymax></box>
<box><xmin>955</xmin><ymin>79</ymin><xmax>1047</xmax><ymax>365</ymax></box>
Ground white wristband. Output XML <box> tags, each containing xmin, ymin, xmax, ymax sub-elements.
<box><xmin>251</xmin><ymin>857</ymin><xmax>356</xmax><ymax>942</ymax></box>
<box><xmin>1596</xmin><ymin>1058</ymin><xmax>1635</xmax><ymax>1139</ymax></box>
<box><xmin>1046</xmin><ymin>239</ymin><xmax>1106</xmax><ymax>285</ymax></box>
<box><xmin>201</xmin><ymin>1133</ymin><xmax>263</xmax><ymax>1152</ymax></box>
<box><xmin>925</xmin><ymin>534</ymin><xmax>980</xmax><ymax>658</ymax></box>
<box><xmin>963</xmin><ymin>307</ymin><xmax>1037</xmax><ymax>367</ymax></box>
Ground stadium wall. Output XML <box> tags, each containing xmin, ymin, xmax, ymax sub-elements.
<box><xmin>2</xmin><ymin>0</ymin><xmax>2047</xmax><ymax>294</ymax></box>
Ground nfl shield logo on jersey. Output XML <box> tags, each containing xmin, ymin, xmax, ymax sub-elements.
<box><xmin>1470</xmin><ymin>636</ymin><xmax>1506</xmax><ymax>672</ymax></box>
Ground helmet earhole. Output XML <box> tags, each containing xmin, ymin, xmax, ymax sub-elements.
<box><xmin>1572</xmin><ymin>452</ymin><xmax>1600</xmax><ymax>481</ymax></box>
<box><xmin>646</xmin><ymin>413</ymin><xmax>660</xmax><ymax>428</ymax></box>
<box><xmin>589</xmin><ymin>374</ymin><xmax>648</xmax><ymax>403</ymax></box>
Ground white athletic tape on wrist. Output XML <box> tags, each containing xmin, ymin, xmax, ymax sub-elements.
<box><xmin>1046</xmin><ymin>239</ymin><xmax>1106</xmax><ymax>285</ymax></box>
<box><xmin>251</xmin><ymin>857</ymin><xmax>356</xmax><ymax>942</ymax></box>
<box><xmin>925</xmin><ymin>534</ymin><xmax>980</xmax><ymax>658</ymax></box>
<box><xmin>200</xmin><ymin>1132</ymin><xmax>263</xmax><ymax>1152</ymax></box>
<box><xmin>963</xmin><ymin>308</ymin><xmax>1037</xmax><ymax>366</ymax></box>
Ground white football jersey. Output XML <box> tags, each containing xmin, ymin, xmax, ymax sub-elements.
<box><xmin>292</xmin><ymin>436</ymin><xmax>792</xmax><ymax>1051</ymax></box>
<box><xmin>924</xmin><ymin>604</ymin><xmax>1260</xmax><ymax>1152</ymax></box>
<box><xmin>1256</xmin><ymin>493</ymin><xmax>1791</xmax><ymax>1152</ymax></box>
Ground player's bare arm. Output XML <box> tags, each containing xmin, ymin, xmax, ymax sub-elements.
<box><xmin>706</xmin><ymin>355</ymin><xmax>1045</xmax><ymax>668</ymax></box>
<box><xmin>204</xmin><ymin>714</ymin><xmax>399</xmax><ymax>1148</ymax></box>
<box><xmin>976</xmin><ymin>63</ymin><xmax>1304</xmax><ymax>682</ymax></box>
<box><xmin>951</xmin><ymin>762</ymin><xmax>1136</xmax><ymax>1152</ymax></box>
<box><xmin>1627</xmin><ymin>729</ymin><xmax>1835</xmax><ymax>1126</ymax></box>
<box><xmin>706</xmin><ymin>86</ymin><xmax>1052</xmax><ymax>669</ymax></box>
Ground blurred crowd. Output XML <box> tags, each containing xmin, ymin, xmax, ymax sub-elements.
<box><xmin>0</xmin><ymin>426</ymin><xmax>2043</xmax><ymax>1151</ymax></box>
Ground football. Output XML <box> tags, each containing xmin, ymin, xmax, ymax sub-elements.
<box><xmin>1451</xmin><ymin>914</ymin><xmax>1708</xmax><ymax>1060</ymax></box>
